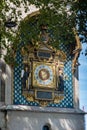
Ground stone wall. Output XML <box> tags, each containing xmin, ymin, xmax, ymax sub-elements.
<box><xmin>1</xmin><ymin>105</ymin><xmax>85</xmax><ymax>130</ymax></box>
<box><xmin>0</xmin><ymin>112</ymin><xmax>5</xmax><ymax>130</ymax></box>
<box><xmin>7</xmin><ymin>111</ymin><xmax>85</xmax><ymax>130</ymax></box>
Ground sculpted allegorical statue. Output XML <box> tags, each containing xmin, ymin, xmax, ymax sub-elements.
<box><xmin>21</xmin><ymin>64</ymin><xmax>30</xmax><ymax>90</ymax></box>
<box><xmin>58</xmin><ymin>68</ymin><xmax>65</xmax><ymax>92</ymax></box>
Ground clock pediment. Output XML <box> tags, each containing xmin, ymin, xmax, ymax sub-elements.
<box><xmin>37</xmin><ymin>43</ymin><xmax>55</xmax><ymax>52</ymax></box>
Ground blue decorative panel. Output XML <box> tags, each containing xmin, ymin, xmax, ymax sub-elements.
<box><xmin>13</xmin><ymin>44</ymin><xmax>73</xmax><ymax>108</ymax></box>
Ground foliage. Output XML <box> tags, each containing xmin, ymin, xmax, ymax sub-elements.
<box><xmin>0</xmin><ymin>0</ymin><xmax>87</xmax><ymax>66</ymax></box>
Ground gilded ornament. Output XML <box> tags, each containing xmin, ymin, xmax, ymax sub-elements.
<box><xmin>54</xmin><ymin>95</ymin><xmax>64</xmax><ymax>103</ymax></box>
<box><xmin>39</xmin><ymin>101</ymin><xmax>49</xmax><ymax>107</ymax></box>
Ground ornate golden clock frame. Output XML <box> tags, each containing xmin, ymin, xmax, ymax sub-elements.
<box><xmin>21</xmin><ymin>42</ymin><xmax>66</xmax><ymax>106</ymax></box>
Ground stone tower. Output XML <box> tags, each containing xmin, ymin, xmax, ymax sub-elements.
<box><xmin>0</xmin><ymin>11</ymin><xmax>85</xmax><ymax>130</ymax></box>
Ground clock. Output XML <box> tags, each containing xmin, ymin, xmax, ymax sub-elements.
<box><xmin>32</xmin><ymin>62</ymin><xmax>56</xmax><ymax>89</ymax></box>
<box><xmin>34</xmin><ymin>64</ymin><xmax>53</xmax><ymax>85</ymax></box>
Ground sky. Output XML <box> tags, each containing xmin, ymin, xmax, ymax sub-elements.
<box><xmin>79</xmin><ymin>43</ymin><xmax>87</xmax><ymax>130</ymax></box>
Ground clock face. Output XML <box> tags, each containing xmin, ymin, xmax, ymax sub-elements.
<box><xmin>34</xmin><ymin>65</ymin><xmax>53</xmax><ymax>85</ymax></box>
<box><xmin>32</xmin><ymin>62</ymin><xmax>56</xmax><ymax>88</ymax></box>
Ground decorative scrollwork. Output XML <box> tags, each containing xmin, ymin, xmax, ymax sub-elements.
<box><xmin>54</xmin><ymin>95</ymin><xmax>64</xmax><ymax>104</ymax></box>
<box><xmin>39</xmin><ymin>100</ymin><xmax>49</xmax><ymax>107</ymax></box>
<box><xmin>22</xmin><ymin>90</ymin><xmax>64</xmax><ymax>106</ymax></box>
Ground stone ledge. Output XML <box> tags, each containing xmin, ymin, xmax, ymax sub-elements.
<box><xmin>0</xmin><ymin>105</ymin><xmax>85</xmax><ymax>115</ymax></box>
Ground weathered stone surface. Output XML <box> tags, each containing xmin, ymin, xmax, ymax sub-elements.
<box><xmin>7</xmin><ymin>109</ymin><xmax>85</xmax><ymax>130</ymax></box>
<box><xmin>0</xmin><ymin>105</ymin><xmax>85</xmax><ymax>130</ymax></box>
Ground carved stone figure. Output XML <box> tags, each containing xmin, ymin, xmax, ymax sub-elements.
<box><xmin>21</xmin><ymin>65</ymin><xmax>30</xmax><ymax>90</ymax></box>
<box><xmin>58</xmin><ymin>68</ymin><xmax>65</xmax><ymax>91</ymax></box>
